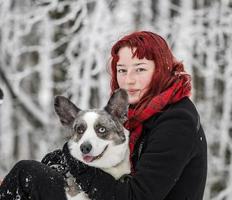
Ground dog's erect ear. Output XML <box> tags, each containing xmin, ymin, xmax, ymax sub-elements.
<box><xmin>0</xmin><ymin>88</ymin><xmax>3</xmax><ymax>105</ymax></box>
<box><xmin>54</xmin><ymin>96</ymin><xmax>81</xmax><ymax>127</ymax></box>
<box><xmin>104</xmin><ymin>89</ymin><xmax>128</xmax><ymax>123</ymax></box>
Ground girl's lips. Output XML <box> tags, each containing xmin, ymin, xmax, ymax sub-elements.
<box><xmin>127</xmin><ymin>89</ymin><xmax>139</xmax><ymax>95</ymax></box>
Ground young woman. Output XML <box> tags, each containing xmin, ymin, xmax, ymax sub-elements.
<box><xmin>0</xmin><ymin>31</ymin><xmax>207</xmax><ymax>200</ymax></box>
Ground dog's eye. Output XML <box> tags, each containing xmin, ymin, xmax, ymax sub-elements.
<box><xmin>98</xmin><ymin>127</ymin><xmax>106</xmax><ymax>133</ymax></box>
<box><xmin>74</xmin><ymin>125</ymin><xmax>85</xmax><ymax>134</ymax></box>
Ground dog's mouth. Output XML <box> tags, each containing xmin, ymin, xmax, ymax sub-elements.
<box><xmin>82</xmin><ymin>145</ymin><xmax>108</xmax><ymax>163</ymax></box>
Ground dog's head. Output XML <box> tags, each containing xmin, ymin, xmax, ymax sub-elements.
<box><xmin>54</xmin><ymin>89</ymin><xmax>129</xmax><ymax>169</ymax></box>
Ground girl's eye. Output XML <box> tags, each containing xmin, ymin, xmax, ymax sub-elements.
<box><xmin>136</xmin><ymin>68</ymin><xmax>146</xmax><ymax>72</ymax></box>
<box><xmin>117</xmin><ymin>69</ymin><xmax>127</xmax><ymax>73</ymax></box>
<box><xmin>98</xmin><ymin>127</ymin><xmax>106</xmax><ymax>133</ymax></box>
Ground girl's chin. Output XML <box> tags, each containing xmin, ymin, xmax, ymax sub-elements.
<box><xmin>128</xmin><ymin>96</ymin><xmax>140</xmax><ymax>105</ymax></box>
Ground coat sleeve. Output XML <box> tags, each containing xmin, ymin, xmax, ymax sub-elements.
<box><xmin>41</xmin><ymin>149</ymin><xmax>70</xmax><ymax>176</ymax></box>
<box><xmin>73</xmin><ymin>108</ymin><xmax>197</xmax><ymax>200</ymax></box>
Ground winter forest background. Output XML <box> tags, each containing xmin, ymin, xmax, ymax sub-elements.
<box><xmin>0</xmin><ymin>0</ymin><xmax>232</xmax><ymax>199</ymax></box>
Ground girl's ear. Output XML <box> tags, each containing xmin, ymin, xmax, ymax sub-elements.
<box><xmin>54</xmin><ymin>96</ymin><xmax>81</xmax><ymax>127</ymax></box>
<box><xmin>104</xmin><ymin>89</ymin><xmax>128</xmax><ymax>123</ymax></box>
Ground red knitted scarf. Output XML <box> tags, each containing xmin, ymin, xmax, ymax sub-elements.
<box><xmin>124</xmin><ymin>78</ymin><xmax>191</xmax><ymax>174</ymax></box>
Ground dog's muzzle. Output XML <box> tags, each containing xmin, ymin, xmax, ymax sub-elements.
<box><xmin>82</xmin><ymin>145</ymin><xmax>108</xmax><ymax>163</ymax></box>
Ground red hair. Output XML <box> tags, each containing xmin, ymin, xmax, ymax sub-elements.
<box><xmin>110</xmin><ymin>31</ymin><xmax>191</xmax><ymax>111</ymax></box>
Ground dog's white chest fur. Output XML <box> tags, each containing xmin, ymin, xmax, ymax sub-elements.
<box><xmin>66</xmin><ymin>192</ymin><xmax>88</xmax><ymax>200</ymax></box>
<box><xmin>102</xmin><ymin>146</ymin><xmax>130</xmax><ymax>179</ymax></box>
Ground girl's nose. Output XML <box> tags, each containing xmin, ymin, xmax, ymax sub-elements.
<box><xmin>125</xmin><ymin>71</ymin><xmax>136</xmax><ymax>85</ymax></box>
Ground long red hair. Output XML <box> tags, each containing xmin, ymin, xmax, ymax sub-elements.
<box><xmin>110</xmin><ymin>31</ymin><xmax>191</xmax><ymax>112</ymax></box>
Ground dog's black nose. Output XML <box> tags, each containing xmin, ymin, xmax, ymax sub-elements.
<box><xmin>80</xmin><ymin>142</ymin><xmax>92</xmax><ymax>154</ymax></box>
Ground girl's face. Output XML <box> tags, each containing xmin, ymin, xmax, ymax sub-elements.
<box><xmin>116</xmin><ymin>47</ymin><xmax>155</xmax><ymax>104</ymax></box>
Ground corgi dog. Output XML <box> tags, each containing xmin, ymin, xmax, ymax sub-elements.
<box><xmin>54</xmin><ymin>89</ymin><xmax>131</xmax><ymax>200</ymax></box>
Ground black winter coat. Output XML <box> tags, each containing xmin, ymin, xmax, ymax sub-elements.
<box><xmin>43</xmin><ymin>97</ymin><xmax>207</xmax><ymax>200</ymax></box>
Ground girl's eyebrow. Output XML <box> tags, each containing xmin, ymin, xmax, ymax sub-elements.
<box><xmin>116</xmin><ymin>62</ymin><xmax>147</xmax><ymax>67</ymax></box>
<box><xmin>116</xmin><ymin>64</ymin><xmax>125</xmax><ymax>67</ymax></box>
<box><xmin>133</xmin><ymin>62</ymin><xmax>147</xmax><ymax>66</ymax></box>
